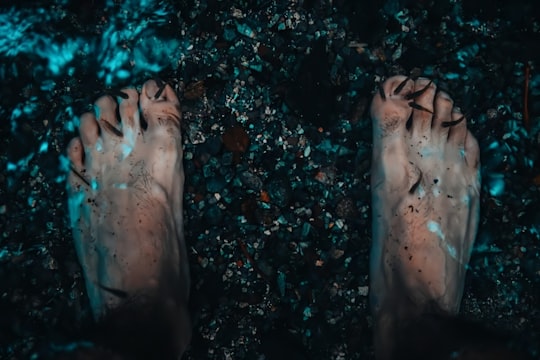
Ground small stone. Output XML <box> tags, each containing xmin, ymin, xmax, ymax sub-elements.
<box><xmin>358</xmin><ymin>286</ymin><xmax>369</xmax><ymax>296</ymax></box>
<box><xmin>267</xmin><ymin>179</ymin><xmax>292</xmax><ymax>208</ymax></box>
<box><xmin>204</xmin><ymin>204</ymin><xmax>224</xmax><ymax>226</ymax></box>
<box><xmin>331</xmin><ymin>249</ymin><xmax>344</xmax><ymax>259</ymax></box>
<box><xmin>206</xmin><ymin>176</ymin><xmax>227</xmax><ymax>193</ymax></box>
<box><xmin>240</xmin><ymin>171</ymin><xmax>262</xmax><ymax>191</ymax></box>
<box><xmin>335</xmin><ymin>197</ymin><xmax>357</xmax><ymax>220</ymax></box>
<box><xmin>222</xmin><ymin>125</ymin><xmax>250</xmax><ymax>154</ymax></box>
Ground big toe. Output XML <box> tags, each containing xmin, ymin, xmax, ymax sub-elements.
<box><xmin>371</xmin><ymin>75</ymin><xmax>414</xmax><ymax>140</ymax></box>
<box><xmin>140</xmin><ymin>79</ymin><xmax>182</xmax><ymax>137</ymax></box>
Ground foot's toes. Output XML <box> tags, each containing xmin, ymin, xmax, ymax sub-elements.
<box><xmin>432</xmin><ymin>91</ymin><xmax>454</xmax><ymax>143</ymax></box>
<box><xmin>79</xmin><ymin>112</ymin><xmax>99</xmax><ymax>148</ymax></box>
<box><xmin>447</xmin><ymin>110</ymin><xmax>467</xmax><ymax>148</ymax></box>
<box><xmin>95</xmin><ymin>95</ymin><xmax>123</xmax><ymax>142</ymax></box>
<box><xmin>440</xmin><ymin>105</ymin><xmax>481</xmax><ymax>170</ymax></box>
<box><xmin>409</xmin><ymin>78</ymin><xmax>436</xmax><ymax>139</ymax></box>
<box><xmin>464</xmin><ymin>131</ymin><xmax>480</xmax><ymax>169</ymax></box>
<box><xmin>118</xmin><ymin>88</ymin><xmax>141</xmax><ymax>141</ymax></box>
<box><xmin>67</xmin><ymin>137</ymin><xmax>89</xmax><ymax>190</ymax></box>
<box><xmin>67</xmin><ymin>137</ymin><xmax>84</xmax><ymax>169</ymax></box>
<box><xmin>371</xmin><ymin>76</ymin><xmax>415</xmax><ymax>139</ymax></box>
<box><xmin>66</xmin><ymin>137</ymin><xmax>89</xmax><ymax>229</ymax></box>
<box><xmin>140</xmin><ymin>79</ymin><xmax>181</xmax><ymax>135</ymax></box>
<box><xmin>432</xmin><ymin>90</ymin><xmax>479</xmax><ymax>170</ymax></box>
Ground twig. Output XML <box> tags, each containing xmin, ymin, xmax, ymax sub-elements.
<box><xmin>524</xmin><ymin>62</ymin><xmax>531</xmax><ymax>131</ymax></box>
<box><xmin>236</xmin><ymin>238</ymin><xmax>272</xmax><ymax>283</ymax></box>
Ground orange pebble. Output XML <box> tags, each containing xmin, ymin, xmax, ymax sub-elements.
<box><xmin>260</xmin><ymin>190</ymin><xmax>271</xmax><ymax>203</ymax></box>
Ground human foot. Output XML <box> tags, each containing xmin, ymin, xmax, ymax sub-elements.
<box><xmin>369</xmin><ymin>76</ymin><xmax>481</xmax><ymax>359</ymax></box>
<box><xmin>66</xmin><ymin>79</ymin><xmax>191</xmax><ymax>357</ymax></box>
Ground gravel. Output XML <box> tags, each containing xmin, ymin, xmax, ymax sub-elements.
<box><xmin>0</xmin><ymin>0</ymin><xmax>539</xmax><ymax>359</ymax></box>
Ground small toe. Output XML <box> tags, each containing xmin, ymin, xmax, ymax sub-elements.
<box><xmin>410</xmin><ymin>78</ymin><xmax>436</xmax><ymax>139</ymax></box>
<box><xmin>140</xmin><ymin>79</ymin><xmax>181</xmax><ymax>133</ymax></box>
<box><xmin>95</xmin><ymin>95</ymin><xmax>123</xmax><ymax>140</ymax></box>
<box><xmin>447</xmin><ymin>110</ymin><xmax>467</xmax><ymax>148</ymax></box>
<box><xmin>118</xmin><ymin>88</ymin><xmax>141</xmax><ymax>140</ymax></box>
<box><xmin>67</xmin><ymin>137</ymin><xmax>84</xmax><ymax>169</ymax></box>
<box><xmin>67</xmin><ymin>137</ymin><xmax>89</xmax><ymax>191</ymax></box>
<box><xmin>464</xmin><ymin>131</ymin><xmax>480</xmax><ymax>169</ymax></box>
<box><xmin>79</xmin><ymin>112</ymin><xmax>99</xmax><ymax>147</ymax></box>
<box><xmin>432</xmin><ymin>91</ymin><xmax>453</xmax><ymax>142</ymax></box>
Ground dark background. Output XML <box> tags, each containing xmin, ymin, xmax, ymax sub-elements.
<box><xmin>0</xmin><ymin>0</ymin><xmax>539</xmax><ymax>358</ymax></box>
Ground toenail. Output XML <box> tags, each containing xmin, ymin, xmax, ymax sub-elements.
<box><xmin>437</xmin><ymin>91</ymin><xmax>452</xmax><ymax>101</ymax></box>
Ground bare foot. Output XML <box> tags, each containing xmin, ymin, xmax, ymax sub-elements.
<box><xmin>66</xmin><ymin>80</ymin><xmax>191</xmax><ymax>358</ymax></box>
<box><xmin>369</xmin><ymin>76</ymin><xmax>481</xmax><ymax>360</ymax></box>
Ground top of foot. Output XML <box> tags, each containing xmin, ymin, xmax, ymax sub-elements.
<box><xmin>369</xmin><ymin>75</ymin><xmax>481</xmax><ymax>360</ymax></box>
<box><xmin>66</xmin><ymin>79</ymin><xmax>191</xmax><ymax>356</ymax></box>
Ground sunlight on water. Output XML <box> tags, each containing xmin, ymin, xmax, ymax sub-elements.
<box><xmin>1</xmin><ymin>0</ymin><xmax>190</xmax><ymax>176</ymax></box>
<box><xmin>0</xmin><ymin>0</ymin><xmax>187</xmax><ymax>87</ymax></box>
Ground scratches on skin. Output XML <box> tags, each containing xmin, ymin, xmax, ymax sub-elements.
<box><xmin>131</xmin><ymin>160</ymin><xmax>157</xmax><ymax>206</ymax></box>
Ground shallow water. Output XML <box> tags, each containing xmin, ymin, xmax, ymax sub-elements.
<box><xmin>0</xmin><ymin>0</ymin><xmax>539</xmax><ymax>358</ymax></box>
